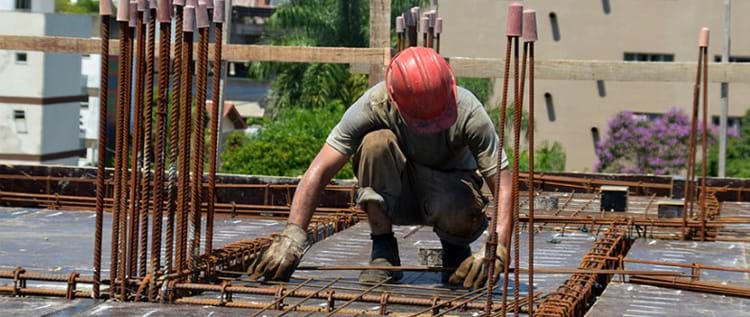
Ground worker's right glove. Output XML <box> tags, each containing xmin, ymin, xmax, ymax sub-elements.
<box><xmin>248</xmin><ymin>223</ymin><xmax>308</xmax><ymax>282</ymax></box>
<box><xmin>448</xmin><ymin>243</ymin><xmax>507</xmax><ymax>289</ymax></box>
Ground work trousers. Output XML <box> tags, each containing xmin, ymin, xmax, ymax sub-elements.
<box><xmin>353</xmin><ymin>129</ymin><xmax>488</xmax><ymax>245</ymax></box>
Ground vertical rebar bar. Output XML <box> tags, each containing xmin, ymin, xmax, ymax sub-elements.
<box><xmin>700</xmin><ymin>40</ymin><xmax>709</xmax><ymax>241</ymax></box>
<box><xmin>408</xmin><ymin>7</ymin><xmax>419</xmax><ymax>47</ymax></box>
<box><xmin>110</xmin><ymin>14</ymin><xmax>129</xmax><ymax>298</ymax></box>
<box><xmin>522</xmin><ymin>9</ymin><xmax>537</xmax><ymax>315</ymax></box>
<box><xmin>434</xmin><ymin>17</ymin><xmax>442</xmax><ymax>54</ymax></box>
<box><xmin>190</xmin><ymin>4</ymin><xmax>210</xmax><ymax>268</ymax></box>
<box><xmin>511</xmin><ymin>35</ymin><xmax>522</xmax><ymax>317</ymax></box>
<box><xmin>177</xmin><ymin>5</ymin><xmax>196</xmax><ymax>274</ymax></box>
<box><xmin>496</xmin><ymin>3</ymin><xmax>522</xmax><ymax>315</ymax></box>
<box><xmin>127</xmin><ymin>6</ymin><xmax>146</xmax><ymax>279</ymax></box>
<box><xmin>205</xmin><ymin>6</ymin><xmax>224</xmax><ymax>255</ymax></box>
<box><xmin>139</xmin><ymin>3</ymin><xmax>157</xmax><ymax>282</ymax></box>
<box><xmin>683</xmin><ymin>34</ymin><xmax>704</xmax><ymax>239</ymax></box>
<box><xmin>93</xmin><ymin>1</ymin><xmax>112</xmax><ymax>299</ymax></box>
<box><xmin>118</xmin><ymin>6</ymin><xmax>136</xmax><ymax>300</ymax></box>
<box><xmin>167</xmin><ymin>3</ymin><xmax>185</xmax><ymax>275</ymax></box>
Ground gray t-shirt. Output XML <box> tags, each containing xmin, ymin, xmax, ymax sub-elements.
<box><xmin>326</xmin><ymin>82</ymin><xmax>508</xmax><ymax>178</ymax></box>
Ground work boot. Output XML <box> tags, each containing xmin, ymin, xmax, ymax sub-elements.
<box><xmin>440</xmin><ymin>239</ymin><xmax>472</xmax><ymax>283</ymax></box>
<box><xmin>358</xmin><ymin>258</ymin><xmax>403</xmax><ymax>283</ymax></box>
<box><xmin>359</xmin><ymin>232</ymin><xmax>402</xmax><ymax>284</ymax></box>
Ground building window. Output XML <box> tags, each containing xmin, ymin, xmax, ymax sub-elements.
<box><xmin>15</xmin><ymin>53</ymin><xmax>27</xmax><ymax>64</ymax></box>
<box><xmin>596</xmin><ymin>80</ymin><xmax>606</xmax><ymax>97</ymax></box>
<box><xmin>15</xmin><ymin>0</ymin><xmax>31</xmax><ymax>10</ymax></box>
<box><xmin>602</xmin><ymin>0</ymin><xmax>611</xmax><ymax>14</ymax></box>
<box><xmin>14</xmin><ymin>110</ymin><xmax>27</xmax><ymax>134</ymax></box>
<box><xmin>549</xmin><ymin>12</ymin><xmax>561</xmax><ymax>42</ymax></box>
<box><xmin>544</xmin><ymin>92</ymin><xmax>556</xmax><ymax>122</ymax></box>
<box><xmin>711</xmin><ymin>115</ymin><xmax>742</xmax><ymax>130</ymax></box>
<box><xmin>713</xmin><ymin>55</ymin><xmax>750</xmax><ymax>63</ymax></box>
<box><xmin>624</xmin><ymin>52</ymin><xmax>674</xmax><ymax>62</ymax></box>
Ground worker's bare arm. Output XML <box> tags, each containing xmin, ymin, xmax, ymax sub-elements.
<box><xmin>288</xmin><ymin>144</ymin><xmax>350</xmax><ymax>229</ymax></box>
<box><xmin>484</xmin><ymin>168</ymin><xmax>513</xmax><ymax>246</ymax></box>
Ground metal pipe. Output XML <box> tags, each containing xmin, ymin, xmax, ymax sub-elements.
<box><xmin>93</xmin><ymin>0</ymin><xmax>112</xmax><ymax>299</ymax></box>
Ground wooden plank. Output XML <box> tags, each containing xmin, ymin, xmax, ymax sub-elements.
<box><xmin>0</xmin><ymin>35</ymin><xmax>386</xmax><ymax>65</ymax></box>
<box><xmin>354</xmin><ymin>57</ymin><xmax>750</xmax><ymax>83</ymax></box>
<box><xmin>5</xmin><ymin>34</ymin><xmax>750</xmax><ymax>83</ymax></box>
<box><xmin>446</xmin><ymin>57</ymin><xmax>750</xmax><ymax>83</ymax></box>
<box><xmin>368</xmin><ymin>0</ymin><xmax>391</xmax><ymax>85</ymax></box>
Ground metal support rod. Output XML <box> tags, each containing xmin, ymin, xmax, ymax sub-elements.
<box><xmin>206</xmin><ymin>20</ymin><xmax>224</xmax><ymax>255</ymax></box>
<box><xmin>526</xmin><ymin>40</ymin><xmax>536</xmax><ymax>317</ymax></box>
<box><xmin>118</xmin><ymin>18</ymin><xmax>135</xmax><ymax>301</ymax></box>
<box><xmin>700</xmin><ymin>44</ymin><xmax>709</xmax><ymax>241</ymax></box>
<box><xmin>149</xmin><ymin>13</ymin><xmax>171</xmax><ymax>300</ymax></box>
<box><xmin>511</xmin><ymin>35</ymin><xmax>522</xmax><ymax>317</ymax></box>
<box><xmin>127</xmin><ymin>8</ymin><xmax>146</xmax><ymax>279</ymax></box>
<box><xmin>683</xmin><ymin>45</ymin><xmax>702</xmax><ymax>238</ymax></box>
<box><xmin>166</xmin><ymin>4</ymin><xmax>185</xmax><ymax>275</ymax></box>
<box><xmin>139</xmin><ymin>6</ymin><xmax>157</xmax><ymax>282</ymax></box>
<box><xmin>110</xmin><ymin>19</ymin><xmax>129</xmax><ymax>298</ymax></box>
<box><xmin>491</xmin><ymin>33</ymin><xmax>514</xmax><ymax>316</ymax></box>
<box><xmin>190</xmin><ymin>12</ymin><xmax>210</xmax><ymax>266</ymax></box>
<box><xmin>177</xmin><ymin>6</ymin><xmax>195</xmax><ymax>274</ymax></box>
<box><xmin>93</xmin><ymin>9</ymin><xmax>111</xmax><ymax>299</ymax></box>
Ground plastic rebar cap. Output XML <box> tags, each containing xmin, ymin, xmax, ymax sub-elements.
<box><xmin>196</xmin><ymin>3</ymin><xmax>209</xmax><ymax>28</ymax></box>
<box><xmin>187</xmin><ymin>0</ymin><xmax>197</xmax><ymax>7</ymax></box>
<box><xmin>148</xmin><ymin>0</ymin><xmax>156</xmax><ymax>10</ymax></box>
<box><xmin>100</xmin><ymin>0</ymin><xmax>113</xmax><ymax>15</ymax></box>
<box><xmin>117</xmin><ymin>0</ymin><xmax>129</xmax><ymax>21</ymax></box>
<box><xmin>427</xmin><ymin>10</ymin><xmax>437</xmax><ymax>27</ymax></box>
<box><xmin>137</xmin><ymin>0</ymin><xmax>146</xmax><ymax>11</ymax></box>
<box><xmin>213</xmin><ymin>0</ymin><xmax>225</xmax><ymax>23</ymax></box>
<box><xmin>205</xmin><ymin>0</ymin><xmax>213</xmax><ymax>9</ymax></box>
<box><xmin>506</xmin><ymin>2</ymin><xmax>523</xmax><ymax>37</ymax></box>
<box><xmin>128</xmin><ymin>2</ymin><xmax>138</xmax><ymax>27</ymax></box>
<box><xmin>434</xmin><ymin>17</ymin><xmax>443</xmax><ymax>34</ymax></box>
<box><xmin>158</xmin><ymin>0</ymin><xmax>171</xmax><ymax>22</ymax></box>
<box><xmin>174</xmin><ymin>0</ymin><xmax>185</xmax><ymax>6</ymax></box>
<box><xmin>183</xmin><ymin>5</ymin><xmax>195</xmax><ymax>32</ymax></box>
<box><xmin>522</xmin><ymin>9</ymin><xmax>537</xmax><ymax>42</ymax></box>
<box><xmin>699</xmin><ymin>27</ymin><xmax>710</xmax><ymax>48</ymax></box>
<box><xmin>396</xmin><ymin>16</ymin><xmax>404</xmax><ymax>33</ymax></box>
<box><xmin>411</xmin><ymin>7</ymin><xmax>420</xmax><ymax>23</ymax></box>
<box><xmin>420</xmin><ymin>17</ymin><xmax>429</xmax><ymax>33</ymax></box>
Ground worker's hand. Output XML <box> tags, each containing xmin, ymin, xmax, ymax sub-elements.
<box><xmin>248</xmin><ymin>223</ymin><xmax>308</xmax><ymax>282</ymax></box>
<box><xmin>448</xmin><ymin>243</ymin><xmax>507</xmax><ymax>289</ymax></box>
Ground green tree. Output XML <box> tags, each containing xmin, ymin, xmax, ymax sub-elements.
<box><xmin>709</xmin><ymin>108</ymin><xmax>750</xmax><ymax>177</ymax></box>
<box><xmin>221</xmin><ymin>103</ymin><xmax>354</xmax><ymax>178</ymax></box>
<box><xmin>457</xmin><ymin>78</ymin><xmax>493</xmax><ymax>105</ymax></box>
<box><xmin>56</xmin><ymin>0</ymin><xmax>98</xmax><ymax>14</ymax></box>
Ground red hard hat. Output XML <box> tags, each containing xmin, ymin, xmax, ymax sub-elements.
<box><xmin>385</xmin><ymin>47</ymin><xmax>457</xmax><ymax>134</ymax></box>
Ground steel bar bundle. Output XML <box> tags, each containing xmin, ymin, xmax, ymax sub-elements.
<box><xmin>533</xmin><ymin>222</ymin><xmax>630</xmax><ymax>317</ymax></box>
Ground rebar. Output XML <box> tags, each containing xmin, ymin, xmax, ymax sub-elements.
<box><xmin>92</xmin><ymin>8</ymin><xmax>111</xmax><ymax>299</ymax></box>
<box><xmin>189</xmin><ymin>9</ymin><xmax>210</xmax><ymax>267</ymax></box>
<box><xmin>176</xmin><ymin>5</ymin><xmax>195</xmax><ymax>275</ymax></box>
<box><xmin>683</xmin><ymin>44</ymin><xmax>702</xmax><ymax>238</ymax></box>
<box><xmin>119</xmin><ymin>14</ymin><xmax>135</xmax><ymax>302</ymax></box>
<box><xmin>167</xmin><ymin>3</ymin><xmax>185</xmax><ymax>275</ymax></box>
<box><xmin>138</xmin><ymin>5</ymin><xmax>157</xmax><ymax>282</ymax></box>
<box><xmin>700</xmin><ymin>43</ymin><xmax>709</xmax><ymax>240</ymax></box>
<box><xmin>205</xmin><ymin>19</ymin><xmax>224</xmax><ymax>255</ymax></box>
<box><xmin>127</xmin><ymin>8</ymin><xmax>146</xmax><ymax>279</ymax></box>
<box><xmin>510</xmin><ymin>34</ymin><xmax>522</xmax><ymax>317</ymax></box>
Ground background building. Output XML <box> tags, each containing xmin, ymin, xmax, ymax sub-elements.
<box><xmin>437</xmin><ymin>0</ymin><xmax>750</xmax><ymax>171</ymax></box>
<box><xmin>0</xmin><ymin>1</ymin><xmax>91</xmax><ymax>165</ymax></box>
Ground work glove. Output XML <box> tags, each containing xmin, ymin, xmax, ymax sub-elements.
<box><xmin>248</xmin><ymin>223</ymin><xmax>308</xmax><ymax>282</ymax></box>
<box><xmin>447</xmin><ymin>243</ymin><xmax>507</xmax><ymax>289</ymax></box>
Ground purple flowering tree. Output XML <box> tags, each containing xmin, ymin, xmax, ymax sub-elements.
<box><xmin>594</xmin><ymin>108</ymin><xmax>738</xmax><ymax>175</ymax></box>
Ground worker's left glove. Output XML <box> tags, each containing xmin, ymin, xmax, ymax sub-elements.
<box><xmin>248</xmin><ymin>223</ymin><xmax>308</xmax><ymax>281</ymax></box>
<box><xmin>448</xmin><ymin>243</ymin><xmax>507</xmax><ymax>289</ymax></box>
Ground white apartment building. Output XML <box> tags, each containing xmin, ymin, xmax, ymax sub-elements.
<box><xmin>0</xmin><ymin>1</ymin><xmax>91</xmax><ymax>165</ymax></box>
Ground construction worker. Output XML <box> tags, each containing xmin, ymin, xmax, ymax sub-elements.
<box><xmin>249</xmin><ymin>47</ymin><xmax>512</xmax><ymax>289</ymax></box>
